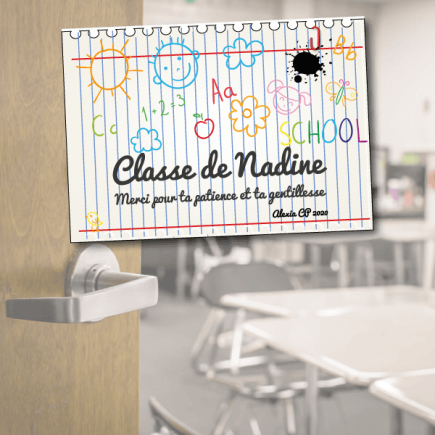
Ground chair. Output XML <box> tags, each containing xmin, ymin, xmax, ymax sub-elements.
<box><xmin>190</xmin><ymin>238</ymin><xmax>252</xmax><ymax>299</ymax></box>
<box><xmin>190</xmin><ymin>262</ymin><xmax>302</xmax><ymax>435</ymax></box>
<box><xmin>191</xmin><ymin>262</ymin><xmax>294</xmax><ymax>375</ymax></box>
<box><xmin>149</xmin><ymin>397</ymin><xmax>202</xmax><ymax>435</ymax></box>
<box><xmin>207</xmin><ymin>361</ymin><xmax>299</xmax><ymax>435</ymax></box>
<box><xmin>251</xmin><ymin>238</ymin><xmax>310</xmax><ymax>288</ymax></box>
<box><xmin>193</xmin><ymin>262</ymin><xmax>350</xmax><ymax>435</ymax></box>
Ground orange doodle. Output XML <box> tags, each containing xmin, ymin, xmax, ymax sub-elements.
<box><xmin>228</xmin><ymin>96</ymin><xmax>270</xmax><ymax>138</ymax></box>
<box><xmin>77</xmin><ymin>39</ymin><xmax>142</xmax><ymax>103</ymax></box>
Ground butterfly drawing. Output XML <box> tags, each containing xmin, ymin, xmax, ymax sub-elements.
<box><xmin>325</xmin><ymin>79</ymin><xmax>358</xmax><ymax>107</ymax></box>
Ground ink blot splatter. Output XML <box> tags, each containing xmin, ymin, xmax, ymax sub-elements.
<box><xmin>293</xmin><ymin>52</ymin><xmax>322</xmax><ymax>76</ymax></box>
<box><xmin>286</xmin><ymin>48</ymin><xmax>327</xmax><ymax>84</ymax></box>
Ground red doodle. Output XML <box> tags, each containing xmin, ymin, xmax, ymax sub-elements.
<box><xmin>194</xmin><ymin>119</ymin><xmax>215</xmax><ymax>139</ymax></box>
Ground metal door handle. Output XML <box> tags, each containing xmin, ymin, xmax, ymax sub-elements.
<box><xmin>6</xmin><ymin>244</ymin><xmax>158</xmax><ymax>323</ymax></box>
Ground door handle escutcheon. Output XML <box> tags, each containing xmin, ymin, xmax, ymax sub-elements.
<box><xmin>6</xmin><ymin>244</ymin><xmax>158</xmax><ymax>323</ymax></box>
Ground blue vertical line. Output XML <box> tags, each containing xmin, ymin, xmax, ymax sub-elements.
<box><xmin>145</xmin><ymin>32</ymin><xmax>157</xmax><ymax>237</ymax></box>
<box><xmin>157</xmin><ymin>31</ymin><xmax>169</xmax><ymax>236</ymax></box>
<box><xmin>88</xmin><ymin>38</ymin><xmax>99</xmax><ymax>239</ymax></box>
<box><xmin>260</xmin><ymin>28</ymin><xmax>272</xmax><ymax>231</ymax></box>
<box><xmin>78</xmin><ymin>38</ymin><xmax>88</xmax><ymax>239</ymax></box>
<box><xmin>272</xmin><ymin>30</ymin><xmax>283</xmax><ymax>231</ymax></box>
<box><xmin>135</xmin><ymin>36</ymin><xmax>146</xmax><ymax>237</ymax></box>
<box><xmin>295</xmin><ymin>28</ymin><xmax>306</xmax><ymax>227</ymax></box>
<box><xmin>353</xmin><ymin>21</ymin><xmax>363</xmax><ymax>226</ymax></box>
<box><xmin>169</xmin><ymin>40</ymin><xmax>181</xmax><ymax>234</ymax></box>
<box><xmin>249</xmin><ymin>27</ymin><xmax>260</xmax><ymax>232</ymax></box>
<box><xmin>100</xmin><ymin>38</ymin><xmax>112</xmax><ymax>238</ymax></box>
<box><xmin>122</xmin><ymin>33</ymin><xmax>134</xmax><ymax>237</ymax></box>
<box><xmin>192</xmin><ymin>29</ymin><xmax>203</xmax><ymax>234</ymax></box>
<box><xmin>317</xmin><ymin>21</ymin><xmax>329</xmax><ymax>229</ymax></box>
<box><xmin>306</xmin><ymin>28</ymin><xmax>317</xmax><ymax>228</ymax></box>
<box><xmin>283</xmin><ymin>24</ymin><xmax>294</xmax><ymax>230</ymax></box>
<box><xmin>226</xmin><ymin>30</ymin><xmax>237</xmax><ymax>233</ymax></box>
<box><xmin>181</xmin><ymin>37</ymin><xmax>192</xmax><ymax>235</ymax></box>
<box><xmin>112</xmin><ymin>35</ymin><xmax>123</xmax><ymax>238</ymax></box>
<box><xmin>341</xmin><ymin>27</ymin><xmax>352</xmax><ymax>227</ymax></box>
<box><xmin>237</xmin><ymin>32</ymin><xmax>249</xmax><ymax>232</ymax></box>
<box><xmin>214</xmin><ymin>29</ymin><xmax>225</xmax><ymax>233</ymax></box>
<box><xmin>203</xmin><ymin>34</ymin><xmax>214</xmax><ymax>232</ymax></box>
<box><xmin>329</xmin><ymin>27</ymin><xmax>340</xmax><ymax>221</ymax></box>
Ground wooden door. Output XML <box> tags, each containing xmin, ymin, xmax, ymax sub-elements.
<box><xmin>0</xmin><ymin>1</ymin><xmax>143</xmax><ymax>433</ymax></box>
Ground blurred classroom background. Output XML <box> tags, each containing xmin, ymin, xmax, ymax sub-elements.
<box><xmin>141</xmin><ymin>1</ymin><xmax>435</xmax><ymax>434</ymax></box>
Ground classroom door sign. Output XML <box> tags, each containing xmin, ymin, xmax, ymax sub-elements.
<box><xmin>62</xmin><ymin>17</ymin><xmax>373</xmax><ymax>242</ymax></box>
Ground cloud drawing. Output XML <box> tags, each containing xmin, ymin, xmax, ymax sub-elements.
<box><xmin>222</xmin><ymin>38</ymin><xmax>264</xmax><ymax>70</ymax></box>
<box><xmin>130</xmin><ymin>128</ymin><xmax>163</xmax><ymax>153</ymax></box>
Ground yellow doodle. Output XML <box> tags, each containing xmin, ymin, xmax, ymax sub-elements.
<box><xmin>325</xmin><ymin>79</ymin><xmax>358</xmax><ymax>107</ymax></box>
<box><xmin>85</xmin><ymin>212</ymin><xmax>103</xmax><ymax>232</ymax></box>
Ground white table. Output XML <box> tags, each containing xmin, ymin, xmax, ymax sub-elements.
<box><xmin>288</xmin><ymin>219</ymin><xmax>435</xmax><ymax>288</ymax></box>
<box><xmin>370</xmin><ymin>374</ymin><xmax>435</xmax><ymax>435</ymax></box>
<box><xmin>375</xmin><ymin>220</ymin><xmax>435</xmax><ymax>290</ymax></box>
<box><xmin>288</xmin><ymin>232</ymin><xmax>379</xmax><ymax>287</ymax></box>
<box><xmin>221</xmin><ymin>285</ymin><xmax>428</xmax><ymax>318</ymax></box>
<box><xmin>221</xmin><ymin>286</ymin><xmax>429</xmax><ymax>375</ymax></box>
<box><xmin>243</xmin><ymin>304</ymin><xmax>435</xmax><ymax>435</ymax></box>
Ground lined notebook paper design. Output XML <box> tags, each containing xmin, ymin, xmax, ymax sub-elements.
<box><xmin>62</xmin><ymin>17</ymin><xmax>373</xmax><ymax>242</ymax></box>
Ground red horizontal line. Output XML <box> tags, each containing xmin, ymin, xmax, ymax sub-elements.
<box><xmin>79</xmin><ymin>217</ymin><xmax>370</xmax><ymax>233</ymax></box>
<box><xmin>71</xmin><ymin>46</ymin><xmax>363</xmax><ymax>61</ymax></box>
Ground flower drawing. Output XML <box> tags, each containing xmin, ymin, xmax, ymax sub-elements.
<box><xmin>228</xmin><ymin>96</ymin><xmax>271</xmax><ymax>138</ymax></box>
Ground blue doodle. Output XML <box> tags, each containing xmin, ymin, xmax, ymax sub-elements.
<box><xmin>130</xmin><ymin>128</ymin><xmax>163</xmax><ymax>153</ymax></box>
<box><xmin>222</xmin><ymin>38</ymin><xmax>264</xmax><ymax>70</ymax></box>
<box><xmin>149</xmin><ymin>37</ymin><xmax>200</xmax><ymax>89</ymax></box>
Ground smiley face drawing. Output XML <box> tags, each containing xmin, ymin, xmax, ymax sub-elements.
<box><xmin>267</xmin><ymin>79</ymin><xmax>311</xmax><ymax>115</ymax></box>
<box><xmin>149</xmin><ymin>37</ymin><xmax>200</xmax><ymax>89</ymax></box>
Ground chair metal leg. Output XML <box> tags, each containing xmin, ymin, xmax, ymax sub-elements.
<box><xmin>284</xmin><ymin>397</ymin><xmax>297</xmax><ymax>435</ymax></box>
<box><xmin>190</xmin><ymin>271</ymin><xmax>204</xmax><ymax>300</ymax></box>
<box><xmin>206</xmin><ymin>237</ymin><xmax>224</xmax><ymax>257</ymax></box>
<box><xmin>309</xmin><ymin>245</ymin><xmax>322</xmax><ymax>288</ymax></box>
<box><xmin>364</xmin><ymin>245</ymin><xmax>375</xmax><ymax>286</ymax></box>
<box><xmin>176</xmin><ymin>239</ymin><xmax>188</xmax><ymax>300</ymax></box>
<box><xmin>393</xmin><ymin>242</ymin><xmax>405</xmax><ymax>285</ymax></box>
<box><xmin>190</xmin><ymin>243</ymin><xmax>205</xmax><ymax>299</ymax></box>
<box><xmin>212</xmin><ymin>394</ymin><xmax>239</xmax><ymax>435</ymax></box>
<box><xmin>230</xmin><ymin>308</ymin><xmax>246</xmax><ymax>375</ymax></box>
<box><xmin>389</xmin><ymin>405</ymin><xmax>403</xmax><ymax>435</ymax></box>
<box><xmin>208</xmin><ymin>312</ymin><xmax>227</xmax><ymax>371</ymax></box>
<box><xmin>249</xmin><ymin>418</ymin><xmax>262</xmax><ymax>435</ymax></box>
<box><xmin>353</xmin><ymin>246</ymin><xmax>365</xmax><ymax>286</ymax></box>
<box><xmin>213</xmin><ymin>355</ymin><xmax>270</xmax><ymax>372</ymax></box>
<box><xmin>306</xmin><ymin>364</ymin><xmax>319</xmax><ymax>435</ymax></box>
<box><xmin>336</xmin><ymin>243</ymin><xmax>349</xmax><ymax>288</ymax></box>
<box><xmin>191</xmin><ymin>308</ymin><xmax>226</xmax><ymax>373</ymax></box>
<box><xmin>413</xmin><ymin>241</ymin><xmax>423</xmax><ymax>286</ymax></box>
<box><xmin>423</xmin><ymin>239</ymin><xmax>435</xmax><ymax>291</ymax></box>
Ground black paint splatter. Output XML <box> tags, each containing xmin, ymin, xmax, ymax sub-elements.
<box><xmin>293</xmin><ymin>52</ymin><xmax>322</xmax><ymax>75</ymax></box>
<box><xmin>286</xmin><ymin>47</ymin><xmax>327</xmax><ymax>84</ymax></box>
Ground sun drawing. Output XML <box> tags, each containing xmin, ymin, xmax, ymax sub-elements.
<box><xmin>77</xmin><ymin>39</ymin><xmax>142</xmax><ymax>103</ymax></box>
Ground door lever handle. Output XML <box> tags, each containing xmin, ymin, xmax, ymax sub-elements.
<box><xmin>6</xmin><ymin>244</ymin><xmax>158</xmax><ymax>323</ymax></box>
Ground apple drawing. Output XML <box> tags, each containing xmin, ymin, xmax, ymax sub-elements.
<box><xmin>194</xmin><ymin>119</ymin><xmax>215</xmax><ymax>139</ymax></box>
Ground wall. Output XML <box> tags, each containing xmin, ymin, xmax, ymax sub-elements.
<box><xmin>372</xmin><ymin>0</ymin><xmax>435</xmax><ymax>162</ymax></box>
<box><xmin>143</xmin><ymin>0</ymin><xmax>285</xmax><ymax>25</ymax></box>
<box><xmin>142</xmin><ymin>0</ymin><xmax>379</xmax><ymax>26</ymax></box>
